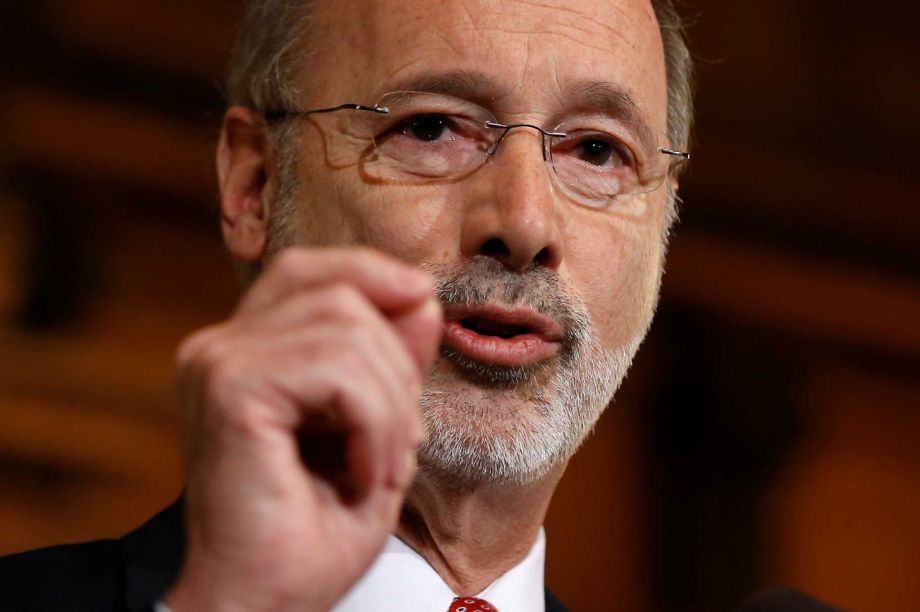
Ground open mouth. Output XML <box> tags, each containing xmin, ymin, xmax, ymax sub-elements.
<box><xmin>441</xmin><ymin>303</ymin><xmax>563</xmax><ymax>367</ymax></box>
<box><xmin>459</xmin><ymin>317</ymin><xmax>534</xmax><ymax>339</ymax></box>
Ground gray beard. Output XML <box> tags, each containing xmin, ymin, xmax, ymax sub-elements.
<box><xmin>416</xmin><ymin>259</ymin><xmax>647</xmax><ymax>489</ymax></box>
<box><xmin>264</xmin><ymin>161</ymin><xmax>665</xmax><ymax>488</ymax></box>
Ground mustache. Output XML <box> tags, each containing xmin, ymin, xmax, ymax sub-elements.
<box><xmin>421</xmin><ymin>258</ymin><xmax>591</xmax><ymax>355</ymax></box>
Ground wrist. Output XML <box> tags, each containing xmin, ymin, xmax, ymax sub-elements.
<box><xmin>163</xmin><ymin>555</ymin><xmax>329</xmax><ymax>612</ymax></box>
<box><xmin>162</xmin><ymin>560</ymin><xmax>265</xmax><ymax>612</ymax></box>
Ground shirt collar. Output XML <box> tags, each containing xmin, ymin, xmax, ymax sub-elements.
<box><xmin>333</xmin><ymin>529</ymin><xmax>546</xmax><ymax>612</ymax></box>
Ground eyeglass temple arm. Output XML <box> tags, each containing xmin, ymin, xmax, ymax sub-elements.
<box><xmin>263</xmin><ymin>103</ymin><xmax>390</xmax><ymax>122</ymax></box>
<box><xmin>659</xmin><ymin>147</ymin><xmax>690</xmax><ymax>160</ymax></box>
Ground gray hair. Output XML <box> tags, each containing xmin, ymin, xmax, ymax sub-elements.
<box><xmin>651</xmin><ymin>0</ymin><xmax>695</xmax><ymax>153</ymax></box>
<box><xmin>226</xmin><ymin>0</ymin><xmax>694</xmax><ymax>150</ymax></box>
<box><xmin>226</xmin><ymin>0</ymin><xmax>313</xmax><ymax>112</ymax></box>
<box><xmin>226</xmin><ymin>0</ymin><xmax>693</xmax><ymax>150</ymax></box>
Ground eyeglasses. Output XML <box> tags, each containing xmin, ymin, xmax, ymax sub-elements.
<box><xmin>264</xmin><ymin>91</ymin><xmax>689</xmax><ymax>208</ymax></box>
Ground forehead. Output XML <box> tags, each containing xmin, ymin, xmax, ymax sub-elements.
<box><xmin>306</xmin><ymin>0</ymin><xmax>667</xmax><ymax>128</ymax></box>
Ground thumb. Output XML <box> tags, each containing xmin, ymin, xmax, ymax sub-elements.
<box><xmin>390</xmin><ymin>297</ymin><xmax>442</xmax><ymax>377</ymax></box>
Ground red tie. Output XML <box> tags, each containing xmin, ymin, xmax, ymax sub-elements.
<box><xmin>448</xmin><ymin>596</ymin><xmax>498</xmax><ymax>612</ymax></box>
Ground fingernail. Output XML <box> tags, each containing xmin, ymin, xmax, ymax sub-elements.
<box><xmin>392</xmin><ymin>447</ymin><xmax>416</xmax><ymax>488</ymax></box>
<box><xmin>411</xmin><ymin>411</ymin><xmax>426</xmax><ymax>448</ymax></box>
<box><xmin>403</xmin><ymin>449</ymin><xmax>417</xmax><ymax>486</ymax></box>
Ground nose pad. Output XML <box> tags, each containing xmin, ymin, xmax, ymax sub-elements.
<box><xmin>486</xmin><ymin>122</ymin><xmax>562</xmax><ymax>164</ymax></box>
<box><xmin>489</xmin><ymin>129</ymin><xmax>548</xmax><ymax>162</ymax></box>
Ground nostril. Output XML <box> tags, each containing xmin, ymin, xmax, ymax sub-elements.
<box><xmin>480</xmin><ymin>237</ymin><xmax>511</xmax><ymax>260</ymax></box>
<box><xmin>533</xmin><ymin>246</ymin><xmax>554</xmax><ymax>267</ymax></box>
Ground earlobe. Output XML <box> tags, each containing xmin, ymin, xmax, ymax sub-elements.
<box><xmin>217</xmin><ymin>107</ymin><xmax>274</xmax><ymax>263</ymax></box>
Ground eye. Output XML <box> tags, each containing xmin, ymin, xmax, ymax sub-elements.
<box><xmin>572</xmin><ymin>137</ymin><xmax>629</xmax><ymax>167</ymax></box>
<box><xmin>400</xmin><ymin>114</ymin><xmax>453</xmax><ymax>142</ymax></box>
<box><xmin>577</xmin><ymin>139</ymin><xmax>613</xmax><ymax>165</ymax></box>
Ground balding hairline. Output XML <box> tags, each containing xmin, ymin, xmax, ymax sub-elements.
<box><xmin>226</xmin><ymin>0</ymin><xmax>692</xmax><ymax>150</ymax></box>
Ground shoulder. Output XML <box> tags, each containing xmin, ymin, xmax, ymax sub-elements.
<box><xmin>736</xmin><ymin>588</ymin><xmax>844</xmax><ymax>611</ymax></box>
<box><xmin>0</xmin><ymin>539</ymin><xmax>126</xmax><ymax>611</ymax></box>
<box><xmin>544</xmin><ymin>587</ymin><xmax>569</xmax><ymax>612</ymax></box>
<box><xmin>0</xmin><ymin>499</ymin><xmax>184</xmax><ymax>612</ymax></box>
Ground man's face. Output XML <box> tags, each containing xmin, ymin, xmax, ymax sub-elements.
<box><xmin>273</xmin><ymin>0</ymin><xmax>670</xmax><ymax>484</ymax></box>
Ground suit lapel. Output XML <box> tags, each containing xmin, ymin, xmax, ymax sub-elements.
<box><xmin>544</xmin><ymin>587</ymin><xmax>570</xmax><ymax>611</ymax></box>
<box><xmin>120</xmin><ymin>498</ymin><xmax>186</xmax><ymax>612</ymax></box>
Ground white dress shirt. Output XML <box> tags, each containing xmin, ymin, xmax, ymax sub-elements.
<box><xmin>333</xmin><ymin>529</ymin><xmax>547</xmax><ymax>612</ymax></box>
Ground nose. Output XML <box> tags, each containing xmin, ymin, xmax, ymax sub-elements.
<box><xmin>459</xmin><ymin>128</ymin><xmax>564</xmax><ymax>272</ymax></box>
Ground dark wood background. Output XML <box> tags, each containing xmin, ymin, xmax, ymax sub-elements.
<box><xmin>1</xmin><ymin>2</ymin><xmax>917</xmax><ymax>610</ymax></box>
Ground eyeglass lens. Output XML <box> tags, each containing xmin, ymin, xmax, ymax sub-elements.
<box><xmin>356</xmin><ymin>91</ymin><xmax>681</xmax><ymax>207</ymax></box>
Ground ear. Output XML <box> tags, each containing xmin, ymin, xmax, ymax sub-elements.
<box><xmin>216</xmin><ymin>107</ymin><xmax>277</xmax><ymax>263</ymax></box>
<box><xmin>665</xmin><ymin>172</ymin><xmax>684</xmax><ymax>200</ymax></box>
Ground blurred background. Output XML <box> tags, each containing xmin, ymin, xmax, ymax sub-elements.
<box><xmin>0</xmin><ymin>1</ymin><xmax>917</xmax><ymax>610</ymax></box>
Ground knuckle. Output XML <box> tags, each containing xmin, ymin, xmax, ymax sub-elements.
<box><xmin>201</xmin><ymin>351</ymin><xmax>245</xmax><ymax>407</ymax></box>
<box><xmin>407</xmin><ymin>410</ymin><xmax>425</xmax><ymax>446</ymax></box>
<box><xmin>321</xmin><ymin>283</ymin><xmax>368</xmax><ymax>321</ymax></box>
<box><xmin>176</xmin><ymin>324</ymin><xmax>231</xmax><ymax>374</ymax></box>
<box><xmin>422</xmin><ymin>299</ymin><xmax>443</xmax><ymax>327</ymax></box>
<box><xmin>346</xmin><ymin>388</ymin><xmax>386</xmax><ymax>430</ymax></box>
<box><xmin>348</xmin><ymin>246</ymin><xmax>397</xmax><ymax>277</ymax></box>
<box><xmin>273</xmin><ymin>247</ymin><xmax>307</xmax><ymax>272</ymax></box>
<box><xmin>349</xmin><ymin>244</ymin><xmax>379</xmax><ymax>264</ymax></box>
<box><xmin>402</xmin><ymin>358</ymin><xmax>423</xmax><ymax>392</ymax></box>
<box><xmin>262</xmin><ymin>248</ymin><xmax>307</xmax><ymax>286</ymax></box>
<box><xmin>219</xmin><ymin>400</ymin><xmax>266</xmax><ymax>440</ymax></box>
<box><xmin>328</xmin><ymin>336</ymin><xmax>371</xmax><ymax>377</ymax></box>
<box><xmin>175</xmin><ymin>327</ymin><xmax>214</xmax><ymax>366</ymax></box>
<box><xmin>339</xmin><ymin>323</ymin><xmax>375</xmax><ymax>352</ymax></box>
<box><xmin>386</xmin><ymin>343</ymin><xmax>417</xmax><ymax>391</ymax></box>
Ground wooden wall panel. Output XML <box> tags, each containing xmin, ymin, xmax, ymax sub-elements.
<box><xmin>545</xmin><ymin>379</ymin><xmax>652</xmax><ymax>610</ymax></box>
<box><xmin>1</xmin><ymin>1</ymin><xmax>918</xmax><ymax>610</ymax></box>
<box><xmin>767</xmin><ymin>365</ymin><xmax>920</xmax><ymax>611</ymax></box>
<box><xmin>0</xmin><ymin>86</ymin><xmax>216</xmax><ymax>200</ymax></box>
<box><xmin>45</xmin><ymin>0</ymin><xmax>239</xmax><ymax>80</ymax></box>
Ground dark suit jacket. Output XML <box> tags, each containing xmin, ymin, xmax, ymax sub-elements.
<box><xmin>0</xmin><ymin>500</ymin><xmax>570</xmax><ymax>611</ymax></box>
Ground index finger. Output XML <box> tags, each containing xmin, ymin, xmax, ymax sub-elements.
<box><xmin>237</xmin><ymin>247</ymin><xmax>434</xmax><ymax>315</ymax></box>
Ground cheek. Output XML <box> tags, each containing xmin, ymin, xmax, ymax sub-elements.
<box><xmin>296</xmin><ymin>165</ymin><xmax>460</xmax><ymax>265</ymax></box>
<box><xmin>355</xmin><ymin>187</ymin><xmax>456</xmax><ymax>263</ymax></box>
<box><xmin>566</xmin><ymin>214</ymin><xmax>664</xmax><ymax>346</ymax></box>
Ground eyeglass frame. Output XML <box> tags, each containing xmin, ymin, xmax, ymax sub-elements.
<box><xmin>261</xmin><ymin>93</ymin><xmax>690</xmax><ymax>200</ymax></box>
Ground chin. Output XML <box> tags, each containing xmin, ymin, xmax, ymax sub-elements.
<box><xmin>415</xmin><ymin>338</ymin><xmax>634</xmax><ymax>488</ymax></box>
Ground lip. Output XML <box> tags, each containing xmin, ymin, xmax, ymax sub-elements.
<box><xmin>441</xmin><ymin>303</ymin><xmax>564</xmax><ymax>367</ymax></box>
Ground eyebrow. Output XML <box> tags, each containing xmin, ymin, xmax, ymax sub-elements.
<box><xmin>381</xmin><ymin>71</ymin><xmax>657</xmax><ymax>148</ymax></box>
<box><xmin>568</xmin><ymin>81</ymin><xmax>646</xmax><ymax>126</ymax></box>
<box><xmin>383</xmin><ymin>70</ymin><xmax>504</xmax><ymax>107</ymax></box>
<box><xmin>566</xmin><ymin>80</ymin><xmax>658</xmax><ymax>149</ymax></box>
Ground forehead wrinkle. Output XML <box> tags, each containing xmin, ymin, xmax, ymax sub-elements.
<box><xmin>449</xmin><ymin>0</ymin><xmax>483</xmax><ymax>33</ymax></box>
<box><xmin>505</xmin><ymin>0</ymin><xmax>598</xmax><ymax>20</ymax></box>
<box><xmin>506</xmin><ymin>0</ymin><xmax>655</xmax><ymax>31</ymax></box>
<box><xmin>498</xmin><ymin>0</ymin><xmax>640</xmax><ymax>49</ymax></box>
<box><xmin>427</xmin><ymin>0</ymin><xmax>643</xmax><ymax>59</ymax></box>
<box><xmin>383</xmin><ymin>70</ymin><xmax>508</xmax><ymax>105</ymax></box>
<box><xmin>432</xmin><ymin>30</ymin><xmax>468</xmax><ymax>60</ymax></box>
<box><xmin>329</xmin><ymin>0</ymin><xmax>666</xmax><ymax>124</ymax></box>
<box><xmin>466</xmin><ymin>24</ymin><xmax>632</xmax><ymax>59</ymax></box>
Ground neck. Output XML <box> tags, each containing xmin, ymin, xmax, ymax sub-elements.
<box><xmin>396</xmin><ymin>463</ymin><xmax>566</xmax><ymax>595</ymax></box>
